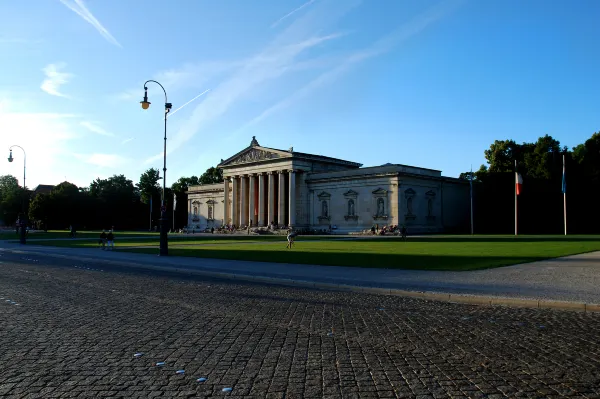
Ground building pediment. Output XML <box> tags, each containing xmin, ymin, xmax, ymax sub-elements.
<box><xmin>343</xmin><ymin>189</ymin><xmax>359</xmax><ymax>198</ymax></box>
<box><xmin>317</xmin><ymin>191</ymin><xmax>331</xmax><ymax>200</ymax></box>
<box><xmin>219</xmin><ymin>146</ymin><xmax>290</xmax><ymax>167</ymax></box>
<box><xmin>425</xmin><ymin>190</ymin><xmax>436</xmax><ymax>197</ymax></box>
<box><xmin>372</xmin><ymin>188</ymin><xmax>388</xmax><ymax>196</ymax></box>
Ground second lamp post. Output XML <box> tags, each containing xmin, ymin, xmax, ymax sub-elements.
<box><xmin>8</xmin><ymin>145</ymin><xmax>27</xmax><ymax>244</ymax></box>
<box><xmin>141</xmin><ymin>80</ymin><xmax>172</xmax><ymax>256</ymax></box>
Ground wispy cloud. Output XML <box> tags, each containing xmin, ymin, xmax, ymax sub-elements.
<box><xmin>0</xmin><ymin>97</ymin><xmax>80</xmax><ymax>186</ymax></box>
<box><xmin>80</xmin><ymin>121</ymin><xmax>114</xmax><ymax>137</ymax></box>
<box><xmin>40</xmin><ymin>63</ymin><xmax>72</xmax><ymax>98</ymax></box>
<box><xmin>121</xmin><ymin>137</ymin><xmax>134</xmax><ymax>145</ymax></box>
<box><xmin>143</xmin><ymin>0</ymin><xmax>360</xmax><ymax>164</ymax></box>
<box><xmin>59</xmin><ymin>0</ymin><xmax>121</xmax><ymax>47</ymax></box>
<box><xmin>75</xmin><ymin>153</ymin><xmax>129</xmax><ymax>168</ymax></box>
<box><xmin>271</xmin><ymin>0</ymin><xmax>317</xmax><ymax>28</ymax></box>
<box><xmin>242</xmin><ymin>0</ymin><xmax>464</xmax><ymax>130</ymax></box>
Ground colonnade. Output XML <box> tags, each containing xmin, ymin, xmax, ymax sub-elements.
<box><xmin>225</xmin><ymin>170</ymin><xmax>296</xmax><ymax>227</ymax></box>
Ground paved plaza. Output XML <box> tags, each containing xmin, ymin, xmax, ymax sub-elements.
<box><xmin>1</xmin><ymin>251</ymin><xmax>599</xmax><ymax>398</ymax></box>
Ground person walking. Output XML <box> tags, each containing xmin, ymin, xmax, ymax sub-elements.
<box><xmin>99</xmin><ymin>230</ymin><xmax>107</xmax><ymax>250</ymax></box>
<box><xmin>286</xmin><ymin>229</ymin><xmax>297</xmax><ymax>249</ymax></box>
<box><xmin>106</xmin><ymin>230</ymin><xmax>115</xmax><ymax>251</ymax></box>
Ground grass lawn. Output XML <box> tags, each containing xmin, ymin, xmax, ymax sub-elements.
<box><xmin>20</xmin><ymin>234</ymin><xmax>336</xmax><ymax>247</ymax></box>
<box><xmin>0</xmin><ymin>230</ymin><xmax>160</xmax><ymax>240</ymax></box>
<box><xmin>13</xmin><ymin>234</ymin><xmax>600</xmax><ymax>271</ymax></box>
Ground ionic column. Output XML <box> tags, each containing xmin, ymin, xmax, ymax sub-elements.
<box><xmin>267</xmin><ymin>172</ymin><xmax>275</xmax><ymax>226</ymax></box>
<box><xmin>224</xmin><ymin>178</ymin><xmax>230</xmax><ymax>226</ymax></box>
<box><xmin>248</xmin><ymin>174</ymin><xmax>256</xmax><ymax>226</ymax></box>
<box><xmin>258</xmin><ymin>173</ymin><xmax>266</xmax><ymax>226</ymax></box>
<box><xmin>240</xmin><ymin>175</ymin><xmax>248</xmax><ymax>226</ymax></box>
<box><xmin>289</xmin><ymin>170</ymin><xmax>296</xmax><ymax>227</ymax></box>
<box><xmin>278</xmin><ymin>170</ymin><xmax>286</xmax><ymax>226</ymax></box>
<box><xmin>231</xmin><ymin>177</ymin><xmax>239</xmax><ymax>227</ymax></box>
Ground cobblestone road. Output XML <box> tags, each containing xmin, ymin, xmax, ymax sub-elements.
<box><xmin>0</xmin><ymin>251</ymin><xmax>599</xmax><ymax>398</ymax></box>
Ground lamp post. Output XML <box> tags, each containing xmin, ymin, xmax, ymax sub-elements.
<box><xmin>8</xmin><ymin>145</ymin><xmax>26</xmax><ymax>244</ymax></box>
<box><xmin>141</xmin><ymin>80</ymin><xmax>172</xmax><ymax>256</ymax></box>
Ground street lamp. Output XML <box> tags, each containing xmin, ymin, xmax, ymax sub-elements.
<box><xmin>141</xmin><ymin>80</ymin><xmax>172</xmax><ymax>256</ymax></box>
<box><xmin>8</xmin><ymin>145</ymin><xmax>26</xmax><ymax>244</ymax></box>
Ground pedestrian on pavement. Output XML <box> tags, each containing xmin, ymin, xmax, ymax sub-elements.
<box><xmin>286</xmin><ymin>230</ymin><xmax>297</xmax><ymax>249</ymax></box>
<box><xmin>99</xmin><ymin>230</ymin><xmax>107</xmax><ymax>250</ymax></box>
<box><xmin>106</xmin><ymin>230</ymin><xmax>115</xmax><ymax>251</ymax></box>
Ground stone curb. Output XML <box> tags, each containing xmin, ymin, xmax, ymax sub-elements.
<box><xmin>3</xmin><ymin>248</ymin><xmax>599</xmax><ymax>313</ymax></box>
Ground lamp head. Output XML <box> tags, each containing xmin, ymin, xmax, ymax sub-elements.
<box><xmin>7</xmin><ymin>150</ymin><xmax>13</xmax><ymax>163</ymax></box>
<box><xmin>140</xmin><ymin>87</ymin><xmax>151</xmax><ymax>110</ymax></box>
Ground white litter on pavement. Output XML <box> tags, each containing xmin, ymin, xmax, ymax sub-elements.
<box><xmin>176</xmin><ymin>370</ymin><xmax>185</xmax><ymax>374</ymax></box>
<box><xmin>222</xmin><ymin>388</ymin><xmax>232</xmax><ymax>392</ymax></box>
<box><xmin>156</xmin><ymin>362</ymin><xmax>166</xmax><ymax>366</ymax></box>
<box><xmin>197</xmin><ymin>377</ymin><xmax>207</xmax><ymax>382</ymax></box>
<box><xmin>134</xmin><ymin>353</ymin><xmax>143</xmax><ymax>358</ymax></box>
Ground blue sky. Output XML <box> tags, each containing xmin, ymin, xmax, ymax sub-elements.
<box><xmin>1</xmin><ymin>0</ymin><xmax>598</xmax><ymax>188</ymax></box>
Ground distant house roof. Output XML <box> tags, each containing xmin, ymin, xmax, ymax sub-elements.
<box><xmin>33</xmin><ymin>184</ymin><xmax>55</xmax><ymax>195</ymax></box>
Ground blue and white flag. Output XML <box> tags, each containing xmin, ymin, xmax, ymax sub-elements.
<box><xmin>173</xmin><ymin>193</ymin><xmax>177</xmax><ymax>210</ymax></box>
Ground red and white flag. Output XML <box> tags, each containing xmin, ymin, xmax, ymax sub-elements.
<box><xmin>515</xmin><ymin>169</ymin><xmax>523</xmax><ymax>195</ymax></box>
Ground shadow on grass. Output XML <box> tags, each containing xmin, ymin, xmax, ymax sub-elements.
<box><xmin>363</xmin><ymin>235</ymin><xmax>600</xmax><ymax>243</ymax></box>
<box><xmin>119</xmin><ymin>248</ymin><xmax>562</xmax><ymax>271</ymax></box>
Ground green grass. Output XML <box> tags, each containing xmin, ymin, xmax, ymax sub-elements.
<box><xmin>17</xmin><ymin>234</ymin><xmax>338</xmax><ymax>247</ymax></box>
<box><xmin>27</xmin><ymin>234</ymin><xmax>600</xmax><ymax>271</ymax></box>
<box><xmin>0</xmin><ymin>230</ymin><xmax>160</xmax><ymax>240</ymax></box>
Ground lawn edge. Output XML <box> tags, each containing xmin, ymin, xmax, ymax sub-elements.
<box><xmin>2</xmin><ymin>247</ymin><xmax>599</xmax><ymax>314</ymax></box>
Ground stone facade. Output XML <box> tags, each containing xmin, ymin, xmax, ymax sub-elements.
<box><xmin>186</xmin><ymin>137</ymin><xmax>470</xmax><ymax>233</ymax></box>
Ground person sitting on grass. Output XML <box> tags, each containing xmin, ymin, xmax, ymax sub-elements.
<box><xmin>99</xmin><ymin>230</ymin><xmax>107</xmax><ymax>250</ymax></box>
<box><xmin>286</xmin><ymin>229</ymin><xmax>297</xmax><ymax>249</ymax></box>
<box><xmin>106</xmin><ymin>230</ymin><xmax>115</xmax><ymax>251</ymax></box>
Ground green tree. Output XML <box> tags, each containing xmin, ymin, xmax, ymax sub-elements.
<box><xmin>199</xmin><ymin>167</ymin><xmax>223</xmax><ymax>185</ymax></box>
<box><xmin>483</xmin><ymin>139</ymin><xmax>519</xmax><ymax>172</ymax></box>
<box><xmin>29</xmin><ymin>193</ymin><xmax>51</xmax><ymax>229</ymax></box>
<box><xmin>137</xmin><ymin>168</ymin><xmax>161</xmax><ymax>204</ymax></box>
<box><xmin>573</xmin><ymin>131</ymin><xmax>600</xmax><ymax>183</ymax></box>
<box><xmin>0</xmin><ymin>175</ymin><xmax>26</xmax><ymax>225</ymax></box>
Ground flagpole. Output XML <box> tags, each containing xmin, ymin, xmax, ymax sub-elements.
<box><xmin>563</xmin><ymin>154</ymin><xmax>567</xmax><ymax>236</ymax></box>
<box><xmin>470</xmin><ymin>164</ymin><xmax>474</xmax><ymax>235</ymax></box>
<box><xmin>173</xmin><ymin>192</ymin><xmax>176</xmax><ymax>232</ymax></box>
<box><xmin>515</xmin><ymin>159</ymin><xmax>518</xmax><ymax>236</ymax></box>
<box><xmin>149</xmin><ymin>196</ymin><xmax>153</xmax><ymax>231</ymax></box>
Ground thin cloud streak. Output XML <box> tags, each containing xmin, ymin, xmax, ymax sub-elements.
<box><xmin>59</xmin><ymin>0</ymin><xmax>121</xmax><ymax>47</ymax></box>
<box><xmin>40</xmin><ymin>63</ymin><xmax>72</xmax><ymax>97</ymax></box>
<box><xmin>168</xmin><ymin>89</ymin><xmax>211</xmax><ymax>117</ymax></box>
<box><xmin>143</xmin><ymin>0</ymin><xmax>360</xmax><ymax>164</ymax></box>
<box><xmin>242</xmin><ymin>0</ymin><xmax>464</xmax><ymax>131</ymax></box>
<box><xmin>80</xmin><ymin>121</ymin><xmax>114</xmax><ymax>137</ymax></box>
<box><xmin>271</xmin><ymin>0</ymin><xmax>316</xmax><ymax>28</ymax></box>
<box><xmin>121</xmin><ymin>137</ymin><xmax>134</xmax><ymax>145</ymax></box>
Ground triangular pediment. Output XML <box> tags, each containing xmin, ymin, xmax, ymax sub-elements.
<box><xmin>219</xmin><ymin>146</ymin><xmax>290</xmax><ymax>167</ymax></box>
<box><xmin>343</xmin><ymin>189</ymin><xmax>359</xmax><ymax>198</ymax></box>
<box><xmin>372</xmin><ymin>188</ymin><xmax>388</xmax><ymax>195</ymax></box>
<box><xmin>317</xmin><ymin>191</ymin><xmax>331</xmax><ymax>199</ymax></box>
<box><xmin>425</xmin><ymin>190</ymin><xmax>436</xmax><ymax>197</ymax></box>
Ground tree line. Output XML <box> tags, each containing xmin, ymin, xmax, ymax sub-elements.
<box><xmin>0</xmin><ymin>166</ymin><xmax>223</xmax><ymax>231</ymax></box>
<box><xmin>460</xmin><ymin>131</ymin><xmax>600</xmax><ymax>234</ymax></box>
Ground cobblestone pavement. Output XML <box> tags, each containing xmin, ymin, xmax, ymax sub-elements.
<box><xmin>0</xmin><ymin>252</ymin><xmax>599</xmax><ymax>398</ymax></box>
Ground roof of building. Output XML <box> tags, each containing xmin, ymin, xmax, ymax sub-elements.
<box><xmin>32</xmin><ymin>184</ymin><xmax>55</xmax><ymax>194</ymax></box>
<box><xmin>217</xmin><ymin>136</ymin><xmax>363</xmax><ymax>169</ymax></box>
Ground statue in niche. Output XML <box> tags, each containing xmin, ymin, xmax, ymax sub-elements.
<box><xmin>377</xmin><ymin>198</ymin><xmax>384</xmax><ymax>216</ymax></box>
<box><xmin>322</xmin><ymin>200</ymin><xmax>328</xmax><ymax>217</ymax></box>
<box><xmin>428</xmin><ymin>198</ymin><xmax>433</xmax><ymax>216</ymax></box>
<box><xmin>348</xmin><ymin>200</ymin><xmax>355</xmax><ymax>216</ymax></box>
<box><xmin>193</xmin><ymin>206</ymin><xmax>198</xmax><ymax>216</ymax></box>
<box><xmin>407</xmin><ymin>197</ymin><xmax>413</xmax><ymax>215</ymax></box>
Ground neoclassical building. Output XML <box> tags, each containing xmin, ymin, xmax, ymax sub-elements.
<box><xmin>187</xmin><ymin>137</ymin><xmax>470</xmax><ymax>233</ymax></box>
